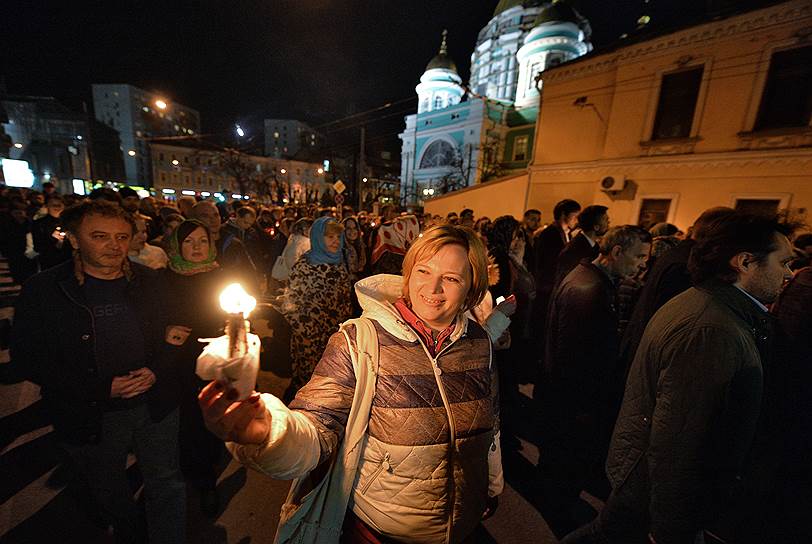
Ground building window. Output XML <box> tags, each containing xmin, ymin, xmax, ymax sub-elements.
<box><xmin>755</xmin><ymin>45</ymin><xmax>812</xmax><ymax>131</ymax></box>
<box><xmin>419</xmin><ymin>140</ymin><xmax>456</xmax><ymax>168</ymax></box>
<box><xmin>512</xmin><ymin>135</ymin><xmax>528</xmax><ymax>161</ymax></box>
<box><xmin>160</xmin><ymin>172</ymin><xmax>167</xmax><ymax>182</ymax></box>
<box><xmin>651</xmin><ymin>66</ymin><xmax>704</xmax><ymax>140</ymax></box>
<box><xmin>734</xmin><ymin>198</ymin><xmax>780</xmax><ymax>216</ymax></box>
<box><xmin>159</xmin><ymin>153</ymin><xmax>164</xmax><ymax>161</ymax></box>
<box><xmin>434</xmin><ymin>96</ymin><xmax>443</xmax><ymax>109</ymax></box>
<box><xmin>637</xmin><ymin>199</ymin><xmax>672</xmax><ymax>229</ymax></box>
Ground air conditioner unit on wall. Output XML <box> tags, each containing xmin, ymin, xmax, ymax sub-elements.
<box><xmin>599</xmin><ymin>175</ymin><xmax>627</xmax><ymax>193</ymax></box>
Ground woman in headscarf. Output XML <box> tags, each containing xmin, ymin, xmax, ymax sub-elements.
<box><xmin>164</xmin><ymin>219</ymin><xmax>228</xmax><ymax>518</ymax></box>
<box><xmin>283</xmin><ymin>216</ymin><xmax>353</xmax><ymax>400</ymax></box>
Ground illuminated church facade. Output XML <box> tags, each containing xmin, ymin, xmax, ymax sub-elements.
<box><xmin>399</xmin><ymin>0</ymin><xmax>592</xmax><ymax>207</ymax></box>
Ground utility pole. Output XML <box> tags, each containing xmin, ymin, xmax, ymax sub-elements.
<box><xmin>357</xmin><ymin>126</ymin><xmax>366</xmax><ymax>210</ymax></box>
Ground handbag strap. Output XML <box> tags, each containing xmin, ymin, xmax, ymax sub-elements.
<box><xmin>339</xmin><ymin>317</ymin><xmax>380</xmax><ymax>455</ymax></box>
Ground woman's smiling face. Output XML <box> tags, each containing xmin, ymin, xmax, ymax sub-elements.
<box><xmin>407</xmin><ymin>244</ymin><xmax>471</xmax><ymax>331</ymax></box>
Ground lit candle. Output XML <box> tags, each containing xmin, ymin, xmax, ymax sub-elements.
<box><xmin>219</xmin><ymin>283</ymin><xmax>257</xmax><ymax>359</ymax></box>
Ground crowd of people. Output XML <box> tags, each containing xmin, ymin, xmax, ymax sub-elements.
<box><xmin>2</xmin><ymin>182</ymin><xmax>811</xmax><ymax>543</ymax></box>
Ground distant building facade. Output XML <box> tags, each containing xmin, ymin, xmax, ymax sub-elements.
<box><xmin>151</xmin><ymin>141</ymin><xmax>330</xmax><ymax>204</ymax></box>
<box><xmin>264</xmin><ymin>119</ymin><xmax>321</xmax><ymax>159</ymax></box>
<box><xmin>399</xmin><ymin>1</ymin><xmax>591</xmax><ymax>207</ymax></box>
<box><xmin>92</xmin><ymin>84</ymin><xmax>201</xmax><ymax>187</ymax></box>
<box><xmin>2</xmin><ymin>95</ymin><xmax>124</xmax><ymax>192</ymax></box>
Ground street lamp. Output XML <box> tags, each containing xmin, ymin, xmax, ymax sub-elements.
<box><xmin>155</xmin><ymin>99</ymin><xmax>168</xmax><ymax>110</ymax></box>
<box><xmin>280</xmin><ymin>168</ymin><xmax>286</xmax><ymax>174</ymax></box>
<box><xmin>235</xmin><ymin>124</ymin><xmax>245</xmax><ymax>137</ymax></box>
<box><xmin>128</xmin><ymin>150</ymin><xmax>136</xmax><ymax>157</ymax></box>
<box><xmin>171</xmin><ymin>159</ymin><xmax>180</xmax><ymax>166</ymax></box>
<box><xmin>317</xmin><ymin>168</ymin><xmax>324</xmax><ymax>175</ymax></box>
<box><xmin>362</xmin><ymin>177</ymin><xmax>368</xmax><ymax>183</ymax></box>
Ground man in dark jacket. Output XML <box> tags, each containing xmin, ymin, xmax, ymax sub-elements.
<box><xmin>31</xmin><ymin>195</ymin><xmax>72</xmax><ymax>271</ymax></box>
<box><xmin>563</xmin><ymin>212</ymin><xmax>796</xmax><ymax>544</ymax></box>
<box><xmin>767</xmin><ymin>267</ymin><xmax>812</xmax><ymax>542</ymax></box>
<box><xmin>11</xmin><ymin>200</ymin><xmax>186</xmax><ymax>544</ymax></box>
<box><xmin>538</xmin><ymin>225</ymin><xmax>651</xmax><ymax>534</ymax></box>
<box><xmin>555</xmin><ymin>205</ymin><xmax>610</xmax><ymax>285</ymax></box>
<box><xmin>531</xmin><ymin>199</ymin><xmax>581</xmax><ymax>357</ymax></box>
<box><xmin>619</xmin><ymin>207</ymin><xmax>734</xmax><ymax>372</ymax></box>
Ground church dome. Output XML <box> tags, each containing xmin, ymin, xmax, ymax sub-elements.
<box><xmin>425</xmin><ymin>30</ymin><xmax>457</xmax><ymax>72</ymax></box>
<box><xmin>534</xmin><ymin>1</ymin><xmax>591</xmax><ymax>39</ymax></box>
<box><xmin>493</xmin><ymin>0</ymin><xmax>544</xmax><ymax>17</ymax></box>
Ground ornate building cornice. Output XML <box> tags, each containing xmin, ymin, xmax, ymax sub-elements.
<box><xmin>541</xmin><ymin>0</ymin><xmax>811</xmax><ymax>84</ymax></box>
<box><xmin>529</xmin><ymin>147</ymin><xmax>812</xmax><ymax>177</ymax></box>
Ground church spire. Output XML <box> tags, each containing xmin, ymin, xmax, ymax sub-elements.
<box><xmin>439</xmin><ymin>29</ymin><xmax>448</xmax><ymax>56</ymax></box>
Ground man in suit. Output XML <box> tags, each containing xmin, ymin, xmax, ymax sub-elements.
<box><xmin>555</xmin><ymin>205</ymin><xmax>610</xmax><ymax>285</ymax></box>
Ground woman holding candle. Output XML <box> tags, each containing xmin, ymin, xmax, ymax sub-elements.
<box><xmin>281</xmin><ymin>216</ymin><xmax>353</xmax><ymax>400</ymax></box>
<box><xmin>164</xmin><ymin>219</ymin><xmax>229</xmax><ymax>518</ymax></box>
<box><xmin>200</xmin><ymin>225</ymin><xmax>504</xmax><ymax>543</ymax></box>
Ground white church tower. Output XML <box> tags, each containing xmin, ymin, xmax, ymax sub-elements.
<box><xmin>416</xmin><ymin>30</ymin><xmax>465</xmax><ymax>113</ymax></box>
<box><xmin>515</xmin><ymin>0</ymin><xmax>593</xmax><ymax>109</ymax></box>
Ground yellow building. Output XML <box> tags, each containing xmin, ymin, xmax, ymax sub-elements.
<box><xmin>425</xmin><ymin>1</ymin><xmax>812</xmax><ymax>230</ymax></box>
<box><xmin>528</xmin><ymin>0</ymin><xmax>812</xmax><ymax>230</ymax></box>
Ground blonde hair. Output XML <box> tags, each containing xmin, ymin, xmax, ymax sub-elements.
<box><xmin>324</xmin><ymin>221</ymin><xmax>344</xmax><ymax>237</ymax></box>
<box><xmin>401</xmin><ymin>225</ymin><xmax>489</xmax><ymax>313</ymax></box>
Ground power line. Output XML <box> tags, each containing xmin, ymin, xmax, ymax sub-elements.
<box><xmin>311</xmin><ymin>96</ymin><xmax>417</xmax><ymax>130</ymax></box>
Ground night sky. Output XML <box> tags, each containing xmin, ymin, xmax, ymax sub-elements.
<box><xmin>5</xmin><ymin>1</ymin><xmax>729</xmax><ymax>154</ymax></box>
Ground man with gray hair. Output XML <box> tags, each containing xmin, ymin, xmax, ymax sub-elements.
<box><xmin>538</xmin><ymin>225</ymin><xmax>651</xmax><ymax>535</ymax></box>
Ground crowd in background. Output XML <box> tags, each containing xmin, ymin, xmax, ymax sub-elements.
<box><xmin>2</xmin><ymin>182</ymin><xmax>811</xmax><ymax>543</ymax></box>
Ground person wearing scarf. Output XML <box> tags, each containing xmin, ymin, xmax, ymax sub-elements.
<box><xmin>164</xmin><ymin>219</ymin><xmax>228</xmax><ymax>518</ymax></box>
<box><xmin>283</xmin><ymin>216</ymin><xmax>353</xmax><ymax>400</ymax></box>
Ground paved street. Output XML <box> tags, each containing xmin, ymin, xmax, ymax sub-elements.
<box><xmin>0</xmin><ymin>258</ymin><xmax>598</xmax><ymax>543</ymax></box>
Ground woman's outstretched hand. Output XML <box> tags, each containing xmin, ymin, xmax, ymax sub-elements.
<box><xmin>198</xmin><ymin>381</ymin><xmax>271</xmax><ymax>445</ymax></box>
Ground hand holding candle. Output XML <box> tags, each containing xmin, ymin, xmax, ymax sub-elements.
<box><xmin>196</xmin><ymin>283</ymin><xmax>262</xmax><ymax>400</ymax></box>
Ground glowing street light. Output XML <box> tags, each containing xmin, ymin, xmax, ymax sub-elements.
<box><xmin>171</xmin><ymin>159</ymin><xmax>180</xmax><ymax>166</ymax></box>
<box><xmin>13</xmin><ymin>143</ymin><xmax>22</xmax><ymax>149</ymax></box>
<box><xmin>362</xmin><ymin>177</ymin><xmax>368</xmax><ymax>183</ymax></box>
<box><xmin>317</xmin><ymin>168</ymin><xmax>324</xmax><ymax>174</ymax></box>
<box><xmin>235</xmin><ymin>124</ymin><xmax>245</xmax><ymax>137</ymax></box>
<box><xmin>128</xmin><ymin>150</ymin><xmax>136</xmax><ymax>157</ymax></box>
<box><xmin>280</xmin><ymin>168</ymin><xmax>287</xmax><ymax>174</ymax></box>
<box><xmin>155</xmin><ymin>99</ymin><xmax>168</xmax><ymax>110</ymax></box>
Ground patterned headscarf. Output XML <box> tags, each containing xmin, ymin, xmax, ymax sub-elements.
<box><xmin>167</xmin><ymin>219</ymin><xmax>219</xmax><ymax>275</ymax></box>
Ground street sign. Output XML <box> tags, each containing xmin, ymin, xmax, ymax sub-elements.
<box><xmin>333</xmin><ymin>180</ymin><xmax>346</xmax><ymax>194</ymax></box>
<box><xmin>334</xmin><ymin>193</ymin><xmax>344</xmax><ymax>204</ymax></box>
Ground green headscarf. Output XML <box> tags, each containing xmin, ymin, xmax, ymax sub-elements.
<box><xmin>167</xmin><ymin>219</ymin><xmax>220</xmax><ymax>275</ymax></box>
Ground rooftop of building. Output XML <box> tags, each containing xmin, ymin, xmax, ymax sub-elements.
<box><xmin>539</xmin><ymin>0</ymin><xmax>791</xmax><ymax>74</ymax></box>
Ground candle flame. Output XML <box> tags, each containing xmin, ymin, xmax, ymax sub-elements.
<box><xmin>219</xmin><ymin>283</ymin><xmax>257</xmax><ymax>317</ymax></box>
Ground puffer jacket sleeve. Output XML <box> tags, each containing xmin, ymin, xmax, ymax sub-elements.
<box><xmin>648</xmin><ymin>326</ymin><xmax>756</xmax><ymax>544</ymax></box>
<box><xmin>228</xmin><ymin>330</ymin><xmax>357</xmax><ymax>479</ymax></box>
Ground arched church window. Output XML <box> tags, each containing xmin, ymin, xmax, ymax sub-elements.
<box><xmin>434</xmin><ymin>96</ymin><xmax>444</xmax><ymax>110</ymax></box>
<box><xmin>419</xmin><ymin>140</ymin><xmax>456</xmax><ymax>168</ymax></box>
